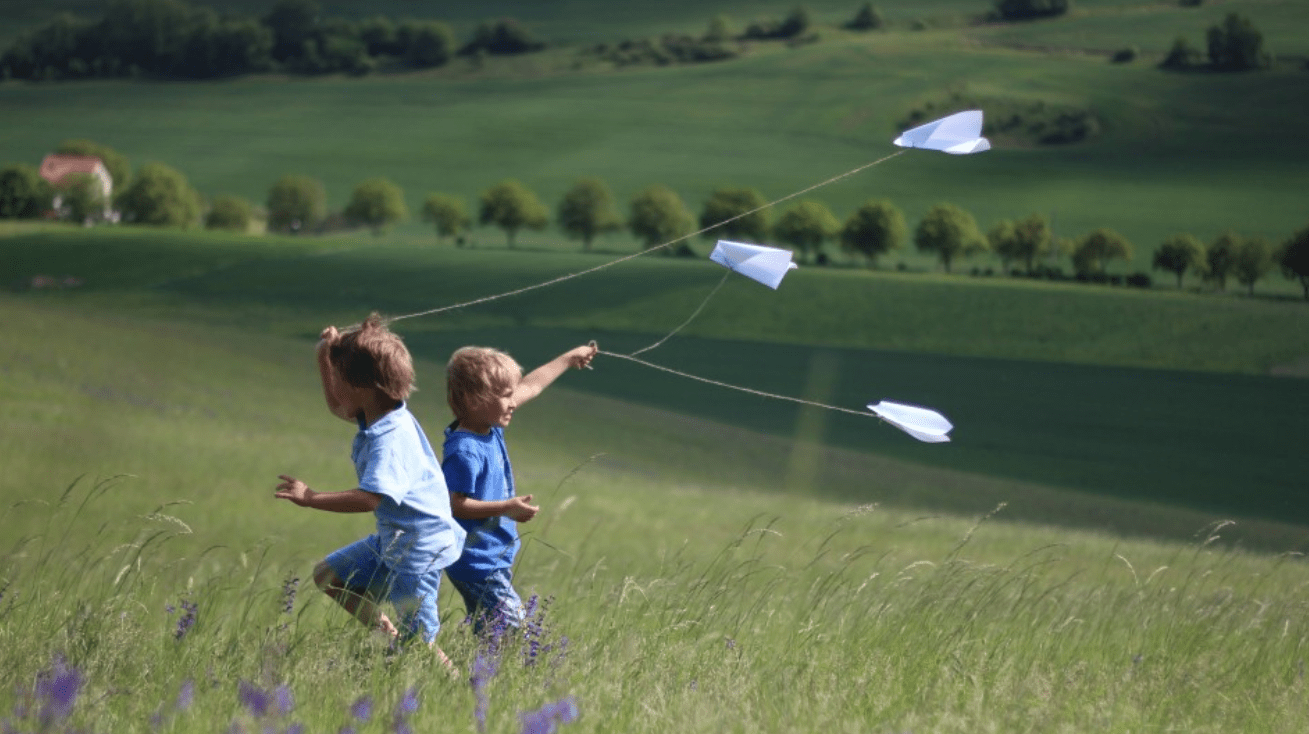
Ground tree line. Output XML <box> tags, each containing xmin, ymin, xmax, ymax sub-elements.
<box><xmin>0</xmin><ymin>0</ymin><xmax>543</xmax><ymax>81</ymax></box>
<box><xmin>3</xmin><ymin>141</ymin><xmax>1306</xmax><ymax>299</ymax></box>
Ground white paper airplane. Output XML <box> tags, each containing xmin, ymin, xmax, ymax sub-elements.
<box><xmin>867</xmin><ymin>400</ymin><xmax>954</xmax><ymax>443</ymax></box>
<box><xmin>894</xmin><ymin>110</ymin><xmax>991</xmax><ymax>155</ymax></box>
<box><xmin>709</xmin><ymin>240</ymin><xmax>799</xmax><ymax>290</ymax></box>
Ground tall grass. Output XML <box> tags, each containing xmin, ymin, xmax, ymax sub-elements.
<box><xmin>4</xmin><ymin>479</ymin><xmax>1307</xmax><ymax>733</ymax></box>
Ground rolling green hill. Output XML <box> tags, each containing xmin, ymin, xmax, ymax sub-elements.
<box><xmin>4</xmin><ymin>226</ymin><xmax>1306</xmax><ymax>543</ymax></box>
<box><xmin>2</xmin><ymin>1</ymin><xmax>1307</xmax><ymax>285</ymax></box>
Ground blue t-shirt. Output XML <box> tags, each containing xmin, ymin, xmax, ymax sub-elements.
<box><xmin>352</xmin><ymin>403</ymin><xmax>466</xmax><ymax>575</ymax></box>
<box><xmin>441</xmin><ymin>423</ymin><xmax>519</xmax><ymax>582</ymax></box>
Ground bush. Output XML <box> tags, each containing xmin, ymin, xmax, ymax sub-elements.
<box><xmin>0</xmin><ymin>163</ymin><xmax>52</xmax><ymax>219</ymax></box>
<box><xmin>994</xmin><ymin>0</ymin><xmax>1070</xmax><ymax>21</ymax></box>
<box><xmin>460</xmin><ymin>18</ymin><xmax>543</xmax><ymax>56</ymax></box>
<box><xmin>1126</xmin><ymin>273</ymin><xmax>1153</xmax><ymax>288</ymax></box>
<box><xmin>205</xmin><ymin>195</ymin><xmax>253</xmax><ymax>231</ymax></box>
<box><xmin>1110</xmin><ymin>47</ymin><xmax>1137</xmax><ymax>63</ymax></box>
<box><xmin>844</xmin><ymin>3</ymin><xmax>886</xmax><ymax>31</ymax></box>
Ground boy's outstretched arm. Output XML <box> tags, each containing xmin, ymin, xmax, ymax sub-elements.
<box><xmin>514</xmin><ymin>343</ymin><xmax>597</xmax><ymax>405</ymax></box>
<box><xmin>275</xmin><ymin>475</ymin><xmax>381</xmax><ymax>512</ymax></box>
<box><xmin>316</xmin><ymin>326</ymin><xmax>355</xmax><ymax>422</ymax></box>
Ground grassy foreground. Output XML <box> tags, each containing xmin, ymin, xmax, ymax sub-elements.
<box><xmin>2</xmin><ymin>296</ymin><xmax>1308</xmax><ymax>733</ymax></box>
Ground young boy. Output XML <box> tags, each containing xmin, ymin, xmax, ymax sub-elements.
<box><xmin>274</xmin><ymin>314</ymin><xmax>466</xmax><ymax>663</ymax></box>
<box><xmin>442</xmin><ymin>343</ymin><xmax>596</xmax><ymax>632</ymax></box>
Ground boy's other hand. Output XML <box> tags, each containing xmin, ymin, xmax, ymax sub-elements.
<box><xmin>316</xmin><ymin>326</ymin><xmax>340</xmax><ymax>355</ymax></box>
<box><xmin>275</xmin><ymin>475</ymin><xmax>316</xmax><ymax>506</ymax></box>
<box><xmin>567</xmin><ymin>343</ymin><xmax>598</xmax><ymax>370</ymax></box>
<box><xmin>506</xmin><ymin>494</ymin><xmax>540</xmax><ymax>522</ymax></box>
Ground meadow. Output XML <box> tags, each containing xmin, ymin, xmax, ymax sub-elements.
<box><xmin>3</xmin><ymin>1</ymin><xmax>1309</xmax><ymax>730</ymax></box>
<box><xmin>3</xmin><ymin>281</ymin><xmax>1309</xmax><ymax>733</ymax></box>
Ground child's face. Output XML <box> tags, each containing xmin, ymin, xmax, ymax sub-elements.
<box><xmin>464</xmin><ymin>383</ymin><xmax>517</xmax><ymax>432</ymax></box>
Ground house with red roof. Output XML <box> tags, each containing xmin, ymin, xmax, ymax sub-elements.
<box><xmin>38</xmin><ymin>154</ymin><xmax>117</xmax><ymax>222</ymax></box>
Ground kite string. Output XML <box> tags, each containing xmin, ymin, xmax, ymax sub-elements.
<box><xmin>386</xmin><ymin>149</ymin><xmax>907</xmax><ymax>324</ymax></box>
<box><xmin>596</xmin><ymin>349</ymin><xmax>875</xmax><ymax>419</ymax></box>
<box><xmin>628</xmin><ymin>269</ymin><xmax>732</xmax><ymax>356</ymax></box>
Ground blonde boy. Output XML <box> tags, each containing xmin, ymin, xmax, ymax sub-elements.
<box><xmin>442</xmin><ymin>343</ymin><xmax>595</xmax><ymax>632</ymax></box>
<box><xmin>275</xmin><ymin>314</ymin><xmax>465</xmax><ymax>662</ymax></box>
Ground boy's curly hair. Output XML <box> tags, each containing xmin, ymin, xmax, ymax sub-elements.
<box><xmin>446</xmin><ymin>346</ymin><xmax>522</xmax><ymax>420</ymax></box>
<box><xmin>329</xmin><ymin>313</ymin><xmax>415</xmax><ymax>401</ymax></box>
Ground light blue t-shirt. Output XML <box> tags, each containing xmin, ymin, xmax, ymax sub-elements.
<box><xmin>441</xmin><ymin>424</ymin><xmax>519</xmax><ymax>583</ymax></box>
<box><xmin>352</xmin><ymin>403</ymin><xmax>466</xmax><ymax>575</ymax></box>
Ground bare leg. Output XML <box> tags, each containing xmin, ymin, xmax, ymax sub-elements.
<box><xmin>313</xmin><ymin>560</ymin><xmax>398</xmax><ymax>637</ymax></box>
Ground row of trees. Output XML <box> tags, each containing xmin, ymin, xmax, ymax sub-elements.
<box><xmin>1161</xmin><ymin>12</ymin><xmax>1270</xmax><ymax>71</ymax></box>
<box><xmin>0</xmin><ymin>0</ymin><xmax>543</xmax><ymax>81</ymax></box>
<box><xmin>4</xmin><ymin>143</ymin><xmax>1305</xmax><ymax>299</ymax></box>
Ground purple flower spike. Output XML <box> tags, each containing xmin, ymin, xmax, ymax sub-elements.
<box><xmin>176</xmin><ymin>680</ymin><xmax>195</xmax><ymax>712</ymax></box>
<box><xmin>397</xmin><ymin>687</ymin><xmax>419</xmax><ymax>717</ymax></box>
<box><xmin>518</xmin><ymin>696</ymin><xmax>580</xmax><ymax>734</ymax></box>
<box><xmin>238</xmin><ymin>681</ymin><xmax>271</xmax><ymax>719</ymax></box>
<box><xmin>350</xmin><ymin>696</ymin><xmax>373</xmax><ymax>722</ymax></box>
<box><xmin>274</xmin><ymin>685</ymin><xmax>294</xmax><ymax>716</ymax></box>
<box><xmin>36</xmin><ymin>660</ymin><xmax>82</xmax><ymax>723</ymax></box>
<box><xmin>172</xmin><ymin>598</ymin><xmax>198</xmax><ymax>641</ymax></box>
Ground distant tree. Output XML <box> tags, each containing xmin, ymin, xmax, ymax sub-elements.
<box><xmin>266</xmin><ymin>174</ymin><xmax>326</xmax><ymax>234</ymax></box>
<box><xmin>1009</xmin><ymin>213</ymin><xmax>1052</xmax><ymax>273</ymax></box>
<box><xmin>777</xmin><ymin>7</ymin><xmax>812</xmax><ymax>38</ymax></box>
<box><xmin>1232</xmin><ymin>237</ymin><xmax>1274</xmax><ymax>295</ymax></box>
<box><xmin>421</xmin><ymin>193</ymin><xmax>471</xmax><ymax>243</ymax></box>
<box><xmin>1152</xmin><ymin>233</ymin><xmax>1206</xmax><ymax>288</ymax></box>
<box><xmin>703</xmin><ymin>15</ymin><xmax>732</xmax><ymax>42</ymax></box>
<box><xmin>994</xmin><ymin>0</ymin><xmax>1070</xmax><ymax>21</ymax></box>
<box><xmin>399</xmin><ymin>20</ymin><xmax>455</xmax><ymax>67</ymax></box>
<box><xmin>0</xmin><ymin>164</ymin><xmax>52</xmax><ymax>219</ymax></box>
<box><xmin>178</xmin><ymin>16</ymin><xmax>274</xmax><ymax>78</ymax></box>
<box><xmin>96</xmin><ymin>0</ymin><xmax>198</xmax><ymax>76</ymax></box>
<box><xmin>1207</xmin><ymin>13</ymin><xmax>1268</xmax><ymax>71</ymax></box>
<box><xmin>205</xmin><ymin>195</ymin><xmax>253</xmax><ymax>231</ymax></box>
<box><xmin>699</xmin><ymin>187</ymin><xmax>768</xmax><ymax>243</ymax></box>
<box><xmin>1071</xmin><ymin>228</ymin><xmax>1133</xmax><ymax>276</ymax></box>
<box><xmin>479</xmin><ymin>179</ymin><xmax>548</xmax><ymax>247</ymax></box>
<box><xmin>461</xmin><ymin>18</ymin><xmax>543</xmax><ymax>56</ymax></box>
<box><xmin>117</xmin><ymin>162</ymin><xmax>200</xmax><ymax>227</ymax></box>
<box><xmin>1204</xmin><ymin>231</ymin><xmax>1241</xmax><ymax>291</ymax></box>
<box><xmin>55</xmin><ymin>139</ymin><xmax>131</xmax><ymax>193</ymax></box>
<box><xmin>344</xmin><ymin>177</ymin><xmax>407</xmax><ymax>234</ymax></box>
<box><xmin>840</xmin><ymin>199</ymin><xmax>905</xmax><ymax>266</ymax></box>
<box><xmin>59</xmin><ymin>173</ymin><xmax>105</xmax><ymax>223</ymax></box>
<box><xmin>773</xmin><ymin>200</ymin><xmax>839</xmax><ymax>263</ymax></box>
<box><xmin>1160</xmin><ymin>35</ymin><xmax>1200</xmax><ymax>70</ymax></box>
<box><xmin>1279</xmin><ymin>225</ymin><xmax>1309</xmax><ymax>300</ymax></box>
<box><xmin>629</xmin><ymin>185</ymin><xmax>695</xmax><ymax>251</ymax></box>
<box><xmin>557</xmin><ymin>178</ymin><xmax>623</xmax><ymax>252</ymax></box>
<box><xmin>264</xmin><ymin>0</ymin><xmax>320</xmax><ymax>62</ymax></box>
<box><xmin>914</xmin><ymin>203</ymin><xmax>986</xmax><ymax>273</ymax></box>
<box><xmin>987</xmin><ymin>219</ymin><xmax>1017</xmax><ymax>272</ymax></box>
<box><xmin>845</xmin><ymin>3</ymin><xmax>886</xmax><ymax>31</ymax></box>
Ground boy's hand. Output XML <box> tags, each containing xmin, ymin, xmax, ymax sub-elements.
<box><xmin>506</xmin><ymin>495</ymin><xmax>539</xmax><ymax>523</ymax></box>
<box><xmin>566</xmin><ymin>343</ymin><xmax>598</xmax><ymax>370</ymax></box>
<box><xmin>315</xmin><ymin>326</ymin><xmax>340</xmax><ymax>356</ymax></box>
<box><xmin>274</xmin><ymin>475</ymin><xmax>316</xmax><ymax>507</ymax></box>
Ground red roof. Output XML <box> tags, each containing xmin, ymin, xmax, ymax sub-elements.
<box><xmin>39</xmin><ymin>155</ymin><xmax>109</xmax><ymax>186</ymax></box>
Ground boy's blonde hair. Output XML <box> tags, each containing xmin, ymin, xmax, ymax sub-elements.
<box><xmin>329</xmin><ymin>313</ymin><xmax>415</xmax><ymax>401</ymax></box>
<box><xmin>446</xmin><ymin>346</ymin><xmax>522</xmax><ymax>419</ymax></box>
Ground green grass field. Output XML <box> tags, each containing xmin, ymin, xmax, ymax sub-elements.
<box><xmin>3</xmin><ymin>281</ymin><xmax>1309</xmax><ymax>733</ymax></box>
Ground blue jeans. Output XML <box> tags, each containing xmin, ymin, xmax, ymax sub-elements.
<box><xmin>448</xmin><ymin>568</ymin><xmax>525</xmax><ymax>635</ymax></box>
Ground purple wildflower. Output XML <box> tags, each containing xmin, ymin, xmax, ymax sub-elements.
<box><xmin>274</xmin><ymin>685</ymin><xmax>295</xmax><ymax>716</ymax></box>
<box><xmin>176</xmin><ymin>680</ymin><xmax>195</xmax><ymax>712</ymax></box>
<box><xmin>396</xmin><ymin>687</ymin><xmax>419</xmax><ymax>717</ymax></box>
<box><xmin>171</xmin><ymin>598</ymin><xmax>198</xmax><ymax>641</ymax></box>
<box><xmin>35</xmin><ymin>656</ymin><xmax>82</xmax><ymax>726</ymax></box>
<box><xmin>470</xmin><ymin>652</ymin><xmax>500</xmax><ymax>733</ymax></box>
<box><xmin>281</xmin><ymin>577</ymin><xmax>299</xmax><ymax>615</ymax></box>
<box><xmin>349</xmin><ymin>696</ymin><xmax>373</xmax><ymax>722</ymax></box>
<box><xmin>238</xmin><ymin>681</ymin><xmax>271</xmax><ymax>719</ymax></box>
<box><xmin>518</xmin><ymin>696</ymin><xmax>580</xmax><ymax>734</ymax></box>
